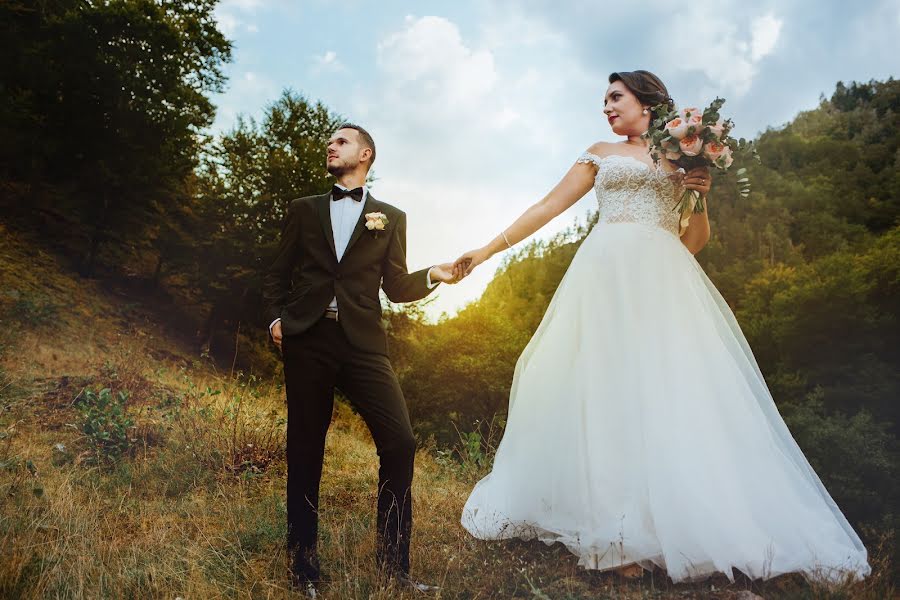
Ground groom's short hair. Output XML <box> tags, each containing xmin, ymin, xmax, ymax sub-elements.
<box><xmin>336</xmin><ymin>123</ymin><xmax>376</xmax><ymax>168</ymax></box>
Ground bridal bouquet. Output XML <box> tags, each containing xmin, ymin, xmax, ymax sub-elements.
<box><xmin>643</xmin><ymin>98</ymin><xmax>758</xmax><ymax>234</ymax></box>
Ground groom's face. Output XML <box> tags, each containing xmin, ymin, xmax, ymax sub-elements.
<box><xmin>326</xmin><ymin>128</ymin><xmax>369</xmax><ymax>176</ymax></box>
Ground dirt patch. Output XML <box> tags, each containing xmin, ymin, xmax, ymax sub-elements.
<box><xmin>32</xmin><ymin>374</ymin><xmax>93</xmax><ymax>430</ymax></box>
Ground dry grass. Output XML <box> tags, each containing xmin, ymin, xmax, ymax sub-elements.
<box><xmin>0</xmin><ymin>224</ymin><xmax>894</xmax><ymax>599</ymax></box>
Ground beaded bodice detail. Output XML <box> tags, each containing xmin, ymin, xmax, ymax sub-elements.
<box><xmin>577</xmin><ymin>152</ymin><xmax>685</xmax><ymax>237</ymax></box>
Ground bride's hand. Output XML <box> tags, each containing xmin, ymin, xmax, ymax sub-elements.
<box><xmin>684</xmin><ymin>166</ymin><xmax>712</xmax><ymax>197</ymax></box>
<box><xmin>453</xmin><ymin>247</ymin><xmax>492</xmax><ymax>278</ymax></box>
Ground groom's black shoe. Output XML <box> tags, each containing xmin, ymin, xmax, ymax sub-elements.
<box><xmin>289</xmin><ymin>548</ymin><xmax>322</xmax><ymax>598</ymax></box>
<box><xmin>290</xmin><ymin>572</ymin><xmax>320</xmax><ymax>598</ymax></box>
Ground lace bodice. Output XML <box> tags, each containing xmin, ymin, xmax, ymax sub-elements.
<box><xmin>577</xmin><ymin>152</ymin><xmax>685</xmax><ymax>237</ymax></box>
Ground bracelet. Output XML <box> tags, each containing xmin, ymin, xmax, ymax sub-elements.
<box><xmin>501</xmin><ymin>230</ymin><xmax>513</xmax><ymax>249</ymax></box>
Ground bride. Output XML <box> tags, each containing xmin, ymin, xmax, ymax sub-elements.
<box><xmin>453</xmin><ymin>70</ymin><xmax>871</xmax><ymax>584</ymax></box>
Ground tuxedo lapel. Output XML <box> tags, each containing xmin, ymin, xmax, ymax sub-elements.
<box><xmin>343</xmin><ymin>194</ymin><xmax>377</xmax><ymax>259</ymax></box>
<box><xmin>316</xmin><ymin>193</ymin><xmax>338</xmax><ymax>261</ymax></box>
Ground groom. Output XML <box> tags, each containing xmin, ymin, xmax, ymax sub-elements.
<box><xmin>262</xmin><ymin>123</ymin><xmax>458</xmax><ymax>596</ymax></box>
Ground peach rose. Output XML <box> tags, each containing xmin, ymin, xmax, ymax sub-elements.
<box><xmin>703</xmin><ymin>141</ymin><xmax>728</xmax><ymax>162</ymax></box>
<box><xmin>679</xmin><ymin>134</ymin><xmax>704</xmax><ymax>156</ymax></box>
<box><xmin>715</xmin><ymin>145</ymin><xmax>734</xmax><ymax>168</ymax></box>
<box><xmin>664</xmin><ymin>117</ymin><xmax>689</xmax><ymax>140</ymax></box>
<box><xmin>685</xmin><ymin>113</ymin><xmax>703</xmax><ymax>134</ymax></box>
<box><xmin>708</xmin><ymin>119</ymin><xmax>726</xmax><ymax>140</ymax></box>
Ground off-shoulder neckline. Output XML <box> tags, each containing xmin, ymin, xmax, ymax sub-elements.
<box><xmin>580</xmin><ymin>152</ymin><xmax>683</xmax><ymax>176</ymax></box>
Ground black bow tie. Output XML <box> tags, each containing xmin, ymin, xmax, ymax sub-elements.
<box><xmin>332</xmin><ymin>185</ymin><xmax>364</xmax><ymax>202</ymax></box>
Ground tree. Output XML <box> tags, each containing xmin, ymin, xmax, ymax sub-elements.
<box><xmin>191</xmin><ymin>90</ymin><xmax>343</xmax><ymax>356</ymax></box>
<box><xmin>0</xmin><ymin>0</ymin><xmax>232</xmax><ymax>275</ymax></box>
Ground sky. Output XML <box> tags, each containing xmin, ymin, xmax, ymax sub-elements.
<box><xmin>209</xmin><ymin>0</ymin><xmax>899</xmax><ymax>320</ymax></box>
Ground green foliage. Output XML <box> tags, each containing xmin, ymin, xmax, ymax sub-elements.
<box><xmin>75</xmin><ymin>387</ymin><xmax>135</xmax><ymax>465</ymax></box>
<box><xmin>737</xmin><ymin>228</ymin><xmax>899</xmax><ymax>425</ymax></box>
<box><xmin>395</xmin><ymin>307</ymin><xmax>528</xmax><ymax>445</ymax></box>
<box><xmin>458</xmin><ymin>430</ymin><xmax>486</xmax><ymax>467</ymax></box>
<box><xmin>3</xmin><ymin>290</ymin><xmax>59</xmax><ymax>327</ymax></box>
<box><xmin>189</xmin><ymin>90</ymin><xmax>343</xmax><ymax>365</ymax></box>
<box><xmin>782</xmin><ymin>388</ymin><xmax>898</xmax><ymax>534</ymax></box>
<box><xmin>0</xmin><ymin>0</ymin><xmax>232</xmax><ymax>273</ymax></box>
<box><xmin>0</xmin><ymin>287</ymin><xmax>60</xmax><ymax>358</ymax></box>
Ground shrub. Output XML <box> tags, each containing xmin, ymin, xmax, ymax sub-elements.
<box><xmin>75</xmin><ymin>387</ymin><xmax>134</xmax><ymax>465</ymax></box>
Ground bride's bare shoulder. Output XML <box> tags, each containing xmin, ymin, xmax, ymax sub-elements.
<box><xmin>584</xmin><ymin>141</ymin><xmax>619</xmax><ymax>159</ymax></box>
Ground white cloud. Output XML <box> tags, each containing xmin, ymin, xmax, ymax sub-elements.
<box><xmin>369</xmin><ymin>15</ymin><xmax>592</xmax><ymax>179</ymax></box>
<box><xmin>751</xmin><ymin>14</ymin><xmax>783</xmax><ymax>61</ymax></box>
<box><xmin>377</xmin><ymin>16</ymin><xmax>499</xmax><ymax>116</ymax></box>
<box><xmin>479</xmin><ymin>11</ymin><xmax>565</xmax><ymax>49</ymax></box>
<box><xmin>652</xmin><ymin>7</ymin><xmax>784</xmax><ymax>97</ymax></box>
<box><xmin>214</xmin><ymin>0</ymin><xmax>266</xmax><ymax>37</ymax></box>
<box><xmin>311</xmin><ymin>50</ymin><xmax>345</xmax><ymax>75</ymax></box>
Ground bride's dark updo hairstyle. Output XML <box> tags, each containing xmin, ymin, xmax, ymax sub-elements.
<box><xmin>609</xmin><ymin>70</ymin><xmax>675</xmax><ymax>112</ymax></box>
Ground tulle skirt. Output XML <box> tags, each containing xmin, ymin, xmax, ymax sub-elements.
<box><xmin>461</xmin><ymin>221</ymin><xmax>871</xmax><ymax>584</ymax></box>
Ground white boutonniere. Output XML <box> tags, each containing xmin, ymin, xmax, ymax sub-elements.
<box><xmin>365</xmin><ymin>212</ymin><xmax>389</xmax><ymax>238</ymax></box>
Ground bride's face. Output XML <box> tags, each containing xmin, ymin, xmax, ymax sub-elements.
<box><xmin>603</xmin><ymin>81</ymin><xmax>649</xmax><ymax>137</ymax></box>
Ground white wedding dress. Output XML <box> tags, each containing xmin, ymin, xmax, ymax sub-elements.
<box><xmin>460</xmin><ymin>152</ymin><xmax>871</xmax><ymax>584</ymax></box>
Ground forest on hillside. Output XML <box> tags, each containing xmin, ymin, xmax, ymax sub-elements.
<box><xmin>1</xmin><ymin>0</ymin><xmax>897</xmax><ymax>579</ymax></box>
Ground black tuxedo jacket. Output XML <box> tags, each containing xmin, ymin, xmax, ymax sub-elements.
<box><xmin>263</xmin><ymin>191</ymin><xmax>437</xmax><ymax>355</ymax></box>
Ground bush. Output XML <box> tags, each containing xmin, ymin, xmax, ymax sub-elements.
<box><xmin>75</xmin><ymin>387</ymin><xmax>135</xmax><ymax>465</ymax></box>
<box><xmin>782</xmin><ymin>387</ymin><xmax>899</xmax><ymax>570</ymax></box>
<box><xmin>1</xmin><ymin>289</ymin><xmax>59</xmax><ymax>327</ymax></box>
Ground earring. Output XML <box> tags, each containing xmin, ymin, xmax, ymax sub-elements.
<box><xmin>642</xmin><ymin>108</ymin><xmax>649</xmax><ymax>115</ymax></box>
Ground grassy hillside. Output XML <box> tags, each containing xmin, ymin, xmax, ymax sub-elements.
<box><xmin>0</xmin><ymin>223</ymin><xmax>893</xmax><ymax>598</ymax></box>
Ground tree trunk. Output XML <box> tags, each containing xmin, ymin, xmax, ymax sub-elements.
<box><xmin>153</xmin><ymin>253</ymin><xmax>164</xmax><ymax>288</ymax></box>
<box><xmin>200</xmin><ymin>301</ymin><xmax>220</xmax><ymax>356</ymax></box>
<box><xmin>82</xmin><ymin>231</ymin><xmax>102</xmax><ymax>277</ymax></box>
<box><xmin>82</xmin><ymin>192</ymin><xmax>110</xmax><ymax>277</ymax></box>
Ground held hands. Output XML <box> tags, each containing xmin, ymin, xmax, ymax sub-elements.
<box><xmin>430</xmin><ymin>249</ymin><xmax>492</xmax><ymax>286</ymax></box>
<box><xmin>452</xmin><ymin>247</ymin><xmax>492</xmax><ymax>279</ymax></box>
<box><xmin>429</xmin><ymin>262</ymin><xmax>465</xmax><ymax>284</ymax></box>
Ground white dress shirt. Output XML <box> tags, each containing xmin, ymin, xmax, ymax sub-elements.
<box><xmin>269</xmin><ymin>184</ymin><xmax>439</xmax><ymax>335</ymax></box>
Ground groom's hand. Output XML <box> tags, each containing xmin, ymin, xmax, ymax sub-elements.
<box><xmin>270</xmin><ymin>320</ymin><xmax>283</xmax><ymax>351</ymax></box>
<box><xmin>429</xmin><ymin>262</ymin><xmax>462</xmax><ymax>284</ymax></box>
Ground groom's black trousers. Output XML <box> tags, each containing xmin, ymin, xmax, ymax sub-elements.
<box><xmin>282</xmin><ymin>315</ymin><xmax>416</xmax><ymax>583</ymax></box>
